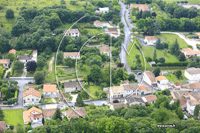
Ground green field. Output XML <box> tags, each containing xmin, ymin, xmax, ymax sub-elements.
<box><xmin>85</xmin><ymin>83</ymin><xmax>104</xmax><ymax>100</ymax></box>
<box><xmin>86</xmin><ymin>28</ymin><xmax>104</xmax><ymax>36</ymax></box>
<box><xmin>165</xmin><ymin>72</ymin><xmax>186</xmax><ymax>83</ymax></box>
<box><xmin>43</xmin><ymin>98</ymin><xmax>53</xmax><ymax>104</ymax></box>
<box><xmin>156</xmin><ymin>33</ymin><xmax>189</xmax><ymax>48</ymax></box>
<box><xmin>3</xmin><ymin>109</ymin><xmax>24</xmax><ymax>126</ymax></box>
<box><xmin>163</xmin><ymin>0</ymin><xmax>200</xmax><ymax>4</ymax></box>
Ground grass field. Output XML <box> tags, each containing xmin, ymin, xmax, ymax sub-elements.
<box><xmin>156</xmin><ymin>33</ymin><xmax>189</xmax><ymax>48</ymax></box>
<box><xmin>3</xmin><ymin>109</ymin><xmax>24</xmax><ymax>126</ymax></box>
<box><xmin>86</xmin><ymin>28</ymin><xmax>104</xmax><ymax>36</ymax></box>
<box><xmin>43</xmin><ymin>98</ymin><xmax>53</xmax><ymax>104</ymax></box>
<box><xmin>163</xmin><ymin>0</ymin><xmax>200</xmax><ymax>4</ymax></box>
<box><xmin>127</xmin><ymin>40</ymin><xmax>151</xmax><ymax>70</ymax></box>
<box><xmin>165</xmin><ymin>72</ymin><xmax>186</xmax><ymax>83</ymax></box>
<box><xmin>85</xmin><ymin>83</ymin><xmax>104</xmax><ymax>100</ymax></box>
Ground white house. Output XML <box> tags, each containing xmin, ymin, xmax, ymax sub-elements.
<box><xmin>124</xmin><ymin>95</ymin><xmax>144</xmax><ymax>106</ymax></box>
<box><xmin>156</xmin><ymin>76</ymin><xmax>169</xmax><ymax>90</ymax></box>
<box><xmin>100</xmin><ymin>45</ymin><xmax>111</xmax><ymax>57</ymax></box>
<box><xmin>123</xmin><ymin>83</ymin><xmax>139</xmax><ymax>96</ymax></box>
<box><xmin>43</xmin><ymin>109</ymin><xmax>56</xmax><ymax>121</ymax></box>
<box><xmin>23</xmin><ymin>107</ymin><xmax>43</xmax><ymax>126</ymax></box>
<box><xmin>17</xmin><ymin>55</ymin><xmax>32</xmax><ymax>65</ymax></box>
<box><xmin>144</xmin><ymin>36</ymin><xmax>157</xmax><ymax>45</ymax></box>
<box><xmin>187</xmin><ymin>100</ymin><xmax>200</xmax><ymax>115</ymax></box>
<box><xmin>43</xmin><ymin>84</ymin><xmax>58</xmax><ymax>98</ymax></box>
<box><xmin>64</xmin><ymin>52</ymin><xmax>80</xmax><ymax>59</ymax></box>
<box><xmin>64</xmin><ymin>82</ymin><xmax>82</xmax><ymax>93</ymax></box>
<box><xmin>64</xmin><ymin>29</ymin><xmax>79</xmax><ymax>37</ymax></box>
<box><xmin>110</xmin><ymin>103</ymin><xmax>127</xmax><ymax>110</ymax></box>
<box><xmin>142</xmin><ymin>95</ymin><xmax>157</xmax><ymax>104</ymax></box>
<box><xmin>185</xmin><ymin>67</ymin><xmax>200</xmax><ymax>82</ymax></box>
<box><xmin>182</xmin><ymin>48</ymin><xmax>200</xmax><ymax>58</ymax></box>
<box><xmin>99</xmin><ymin>7</ymin><xmax>109</xmax><ymax>13</ymax></box>
<box><xmin>143</xmin><ymin>71</ymin><xmax>157</xmax><ymax>86</ymax></box>
<box><xmin>0</xmin><ymin>59</ymin><xmax>10</xmax><ymax>69</ymax></box>
<box><xmin>23</xmin><ymin>89</ymin><xmax>41</xmax><ymax>106</ymax></box>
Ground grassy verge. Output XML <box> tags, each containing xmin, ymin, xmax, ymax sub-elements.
<box><xmin>3</xmin><ymin>109</ymin><xmax>24</xmax><ymax>126</ymax></box>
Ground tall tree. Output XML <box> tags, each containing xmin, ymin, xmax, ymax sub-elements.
<box><xmin>194</xmin><ymin>104</ymin><xmax>200</xmax><ymax>120</ymax></box>
<box><xmin>153</xmin><ymin>48</ymin><xmax>157</xmax><ymax>60</ymax></box>
<box><xmin>155</xmin><ymin>38</ymin><xmax>163</xmax><ymax>49</ymax></box>
<box><xmin>13</xmin><ymin>60</ymin><xmax>24</xmax><ymax>71</ymax></box>
<box><xmin>0</xmin><ymin>35</ymin><xmax>11</xmax><ymax>53</ymax></box>
<box><xmin>34</xmin><ymin>71</ymin><xmax>45</xmax><ymax>84</ymax></box>
<box><xmin>153</xmin><ymin>67</ymin><xmax>160</xmax><ymax>77</ymax></box>
<box><xmin>52</xmin><ymin>108</ymin><xmax>62</xmax><ymax>120</ymax></box>
<box><xmin>6</xmin><ymin>9</ymin><xmax>14</xmax><ymax>18</ymax></box>
<box><xmin>0</xmin><ymin>108</ymin><xmax>4</xmax><ymax>121</ymax></box>
<box><xmin>26</xmin><ymin>60</ymin><xmax>37</xmax><ymax>72</ymax></box>
<box><xmin>171</xmin><ymin>39</ymin><xmax>180</xmax><ymax>54</ymax></box>
<box><xmin>75</xmin><ymin>93</ymin><xmax>85</xmax><ymax>107</ymax></box>
<box><xmin>89</xmin><ymin>65</ymin><xmax>102</xmax><ymax>82</ymax></box>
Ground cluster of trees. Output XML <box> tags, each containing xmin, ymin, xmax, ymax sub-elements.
<box><xmin>0</xmin><ymin>80</ymin><xmax>19</xmax><ymax>104</ymax></box>
<box><xmin>187</xmin><ymin>56</ymin><xmax>200</xmax><ymax>68</ymax></box>
<box><xmin>125</xmin><ymin>0</ymin><xmax>152</xmax><ymax>4</ymax></box>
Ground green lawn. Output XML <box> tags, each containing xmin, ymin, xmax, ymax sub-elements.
<box><xmin>43</xmin><ymin>98</ymin><xmax>53</xmax><ymax>104</ymax></box>
<box><xmin>156</xmin><ymin>33</ymin><xmax>189</xmax><ymax>48</ymax></box>
<box><xmin>127</xmin><ymin>40</ymin><xmax>151</xmax><ymax>70</ymax></box>
<box><xmin>165</xmin><ymin>72</ymin><xmax>186</xmax><ymax>83</ymax></box>
<box><xmin>57</xmin><ymin>23</ymin><xmax>72</xmax><ymax>30</ymax></box>
<box><xmin>86</xmin><ymin>28</ymin><xmax>104</xmax><ymax>36</ymax></box>
<box><xmin>12</xmin><ymin>70</ymin><xmax>23</xmax><ymax>77</ymax></box>
<box><xmin>26</xmin><ymin>71</ymin><xmax>35</xmax><ymax>77</ymax></box>
<box><xmin>3</xmin><ymin>109</ymin><xmax>24</xmax><ymax>126</ymax></box>
<box><xmin>84</xmin><ymin>83</ymin><xmax>104</xmax><ymax>100</ymax></box>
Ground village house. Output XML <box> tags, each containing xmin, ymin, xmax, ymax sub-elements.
<box><xmin>109</xmin><ymin>85</ymin><xmax>124</xmax><ymax>98</ymax></box>
<box><xmin>139</xmin><ymin>85</ymin><xmax>152</xmax><ymax>95</ymax></box>
<box><xmin>100</xmin><ymin>45</ymin><xmax>111</xmax><ymax>57</ymax></box>
<box><xmin>180</xmin><ymin>82</ymin><xmax>200</xmax><ymax>91</ymax></box>
<box><xmin>43</xmin><ymin>109</ymin><xmax>56</xmax><ymax>121</ymax></box>
<box><xmin>0</xmin><ymin>59</ymin><xmax>10</xmax><ymax>69</ymax></box>
<box><xmin>65</xmin><ymin>107</ymin><xmax>88</xmax><ymax>120</ymax></box>
<box><xmin>0</xmin><ymin>121</ymin><xmax>9</xmax><ymax>132</ymax></box>
<box><xmin>64</xmin><ymin>52</ymin><xmax>80</xmax><ymax>59</ymax></box>
<box><xmin>93</xmin><ymin>20</ymin><xmax>104</xmax><ymax>28</ymax></box>
<box><xmin>64</xmin><ymin>29</ymin><xmax>79</xmax><ymax>37</ymax></box>
<box><xmin>156</xmin><ymin>76</ymin><xmax>169</xmax><ymax>90</ymax></box>
<box><xmin>144</xmin><ymin>36</ymin><xmax>157</xmax><ymax>45</ymax></box>
<box><xmin>130</xmin><ymin>4</ymin><xmax>151</xmax><ymax>11</ymax></box>
<box><xmin>64</xmin><ymin>82</ymin><xmax>82</xmax><ymax>93</ymax></box>
<box><xmin>174</xmin><ymin>82</ymin><xmax>181</xmax><ymax>89</ymax></box>
<box><xmin>124</xmin><ymin>95</ymin><xmax>144</xmax><ymax>106</ymax></box>
<box><xmin>182</xmin><ymin>48</ymin><xmax>200</xmax><ymax>58</ymax></box>
<box><xmin>187</xmin><ymin>99</ymin><xmax>200</xmax><ymax>115</ymax></box>
<box><xmin>23</xmin><ymin>89</ymin><xmax>41</xmax><ymax>106</ymax></box>
<box><xmin>43</xmin><ymin>84</ymin><xmax>58</xmax><ymax>98</ymax></box>
<box><xmin>96</xmin><ymin>7</ymin><xmax>109</xmax><ymax>14</ymax></box>
<box><xmin>32</xmin><ymin>50</ymin><xmax>38</xmax><ymax>62</ymax></box>
<box><xmin>23</xmin><ymin>107</ymin><xmax>43</xmax><ymax>127</ymax></box>
<box><xmin>110</xmin><ymin>103</ymin><xmax>127</xmax><ymax>110</ymax></box>
<box><xmin>171</xmin><ymin>91</ymin><xmax>189</xmax><ymax>99</ymax></box>
<box><xmin>170</xmin><ymin>98</ymin><xmax>187</xmax><ymax>110</ymax></box>
<box><xmin>8</xmin><ymin>49</ymin><xmax>16</xmax><ymax>55</ymax></box>
<box><xmin>142</xmin><ymin>95</ymin><xmax>157</xmax><ymax>104</ymax></box>
<box><xmin>17</xmin><ymin>55</ymin><xmax>32</xmax><ymax>65</ymax></box>
<box><xmin>143</xmin><ymin>71</ymin><xmax>157</xmax><ymax>86</ymax></box>
<box><xmin>185</xmin><ymin>67</ymin><xmax>200</xmax><ymax>82</ymax></box>
<box><xmin>105</xmin><ymin>28</ymin><xmax>120</xmax><ymax>38</ymax></box>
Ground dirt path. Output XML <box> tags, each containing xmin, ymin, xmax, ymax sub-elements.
<box><xmin>49</xmin><ymin>57</ymin><xmax>54</xmax><ymax>72</ymax></box>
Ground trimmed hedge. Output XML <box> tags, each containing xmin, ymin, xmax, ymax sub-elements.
<box><xmin>152</xmin><ymin>62</ymin><xmax>189</xmax><ymax>67</ymax></box>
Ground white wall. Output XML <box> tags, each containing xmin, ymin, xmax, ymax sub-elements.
<box><xmin>185</xmin><ymin>70</ymin><xmax>200</xmax><ymax>81</ymax></box>
<box><xmin>23</xmin><ymin>95</ymin><xmax>41</xmax><ymax>106</ymax></box>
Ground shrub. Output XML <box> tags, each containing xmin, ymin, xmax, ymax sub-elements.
<box><xmin>9</xmin><ymin>125</ymin><xmax>14</xmax><ymax>130</ymax></box>
<box><xmin>158</xmin><ymin>57</ymin><xmax>165</xmax><ymax>63</ymax></box>
<box><xmin>3</xmin><ymin>101</ymin><xmax>8</xmax><ymax>105</ymax></box>
<box><xmin>146</xmin><ymin>56</ymin><xmax>152</xmax><ymax>62</ymax></box>
<box><xmin>89</xmin><ymin>104</ymin><xmax>96</xmax><ymax>109</ymax></box>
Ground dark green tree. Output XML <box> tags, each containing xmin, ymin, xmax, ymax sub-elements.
<box><xmin>52</xmin><ymin>108</ymin><xmax>62</xmax><ymax>120</ymax></box>
<box><xmin>13</xmin><ymin>60</ymin><xmax>24</xmax><ymax>71</ymax></box>
<box><xmin>0</xmin><ymin>108</ymin><xmax>5</xmax><ymax>121</ymax></box>
<box><xmin>153</xmin><ymin>67</ymin><xmax>160</xmax><ymax>77</ymax></box>
<box><xmin>89</xmin><ymin>65</ymin><xmax>102</xmax><ymax>82</ymax></box>
<box><xmin>75</xmin><ymin>93</ymin><xmax>85</xmax><ymax>107</ymax></box>
<box><xmin>155</xmin><ymin>38</ymin><xmax>163</xmax><ymax>49</ymax></box>
<box><xmin>34</xmin><ymin>71</ymin><xmax>45</xmax><ymax>84</ymax></box>
<box><xmin>174</xmin><ymin>70</ymin><xmax>182</xmax><ymax>79</ymax></box>
<box><xmin>6</xmin><ymin>9</ymin><xmax>14</xmax><ymax>18</ymax></box>
<box><xmin>178</xmin><ymin>53</ymin><xmax>186</xmax><ymax>61</ymax></box>
<box><xmin>194</xmin><ymin>104</ymin><xmax>200</xmax><ymax>120</ymax></box>
<box><xmin>158</xmin><ymin>57</ymin><xmax>165</xmax><ymax>63</ymax></box>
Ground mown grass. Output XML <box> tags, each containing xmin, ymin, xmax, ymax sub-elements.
<box><xmin>3</xmin><ymin>109</ymin><xmax>24</xmax><ymax>126</ymax></box>
<box><xmin>43</xmin><ymin>98</ymin><xmax>53</xmax><ymax>104</ymax></box>
<box><xmin>156</xmin><ymin>33</ymin><xmax>189</xmax><ymax>48</ymax></box>
<box><xmin>84</xmin><ymin>83</ymin><xmax>104</xmax><ymax>100</ymax></box>
<box><xmin>165</xmin><ymin>72</ymin><xmax>186</xmax><ymax>83</ymax></box>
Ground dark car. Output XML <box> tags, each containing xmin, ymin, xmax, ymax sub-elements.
<box><xmin>137</xmin><ymin>72</ymin><xmax>142</xmax><ymax>75</ymax></box>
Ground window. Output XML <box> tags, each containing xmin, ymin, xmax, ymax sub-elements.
<box><xmin>32</xmin><ymin>98</ymin><xmax>34</xmax><ymax>101</ymax></box>
<box><xmin>27</xmin><ymin>98</ymin><xmax>30</xmax><ymax>101</ymax></box>
<box><xmin>51</xmin><ymin>92</ymin><xmax>53</xmax><ymax>95</ymax></box>
<box><xmin>36</xmin><ymin>98</ymin><xmax>39</xmax><ymax>101</ymax></box>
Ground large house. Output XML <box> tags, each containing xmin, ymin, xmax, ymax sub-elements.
<box><xmin>139</xmin><ymin>85</ymin><xmax>152</xmax><ymax>95</ymax></box>
<box><xmin>185</xmin><ymin>67</ymin><xmax>200</xmax><ymax>82</ymax></box>
<box><xmin>180</xmin><ymin>82</ymin><xmax>200</xmax><ymax>91</ymax></box>
<box><xmin>130</xmin><ymin>4</ymin><xmax>151</xmax><ymax>11</ymax></box>
<box><xmin>0</xmin><ymin>59</ymin><xmax>10</xmax><ymax>69</ymax></box>
<box><xmin>8</xmin><ymin>49</ymin><xmax>16</xmax><ymax>55</ymax></box>
<box><xmin>124</xmin><ymin>95</ymin><xmax>144</xmax><ymax>106</ymax></box>
<box><xmin>142</xmin><ymin>95</ymin><xmax>157</xmax><ymax>104</ymax></box>
<box><xmin>43</xmin><ymin>109</ymin><xmax>56</xmax><ymax>121</ymax></box>
<box><xmin>171</xmin><ymin>91</ymin><xmax>189</xmax><ymax>99</ymax></box>
<box><xmin>17</xmin><ymin>55</ymin><xmax>32</xmax><ymax>64</ymax></box>
<box><xmin>109</xmin><ymin>83</ymin><xmax>139</xmax><ymax>98</ymax></box>
<box><xmin>64</xmin><ymin>29</ymin><xmax>79</xmax><ymax>37</ymax></box>
<box><xmin>98</xmin><ymin>7</ymin><xmax>109</xmax><ymax>13</ymax></box>
<box><xmin>100</xmin><ymin>46</ymin><xmax>111</xmax><ymax>57</ymax></box>
<box><xmin>23</xmin><ymin>89</ymin><xmax>41</xmax><ymax>106</ymax></box>
<box><xmin>182</xmin><ymin>48</ymin><xmax>200</xmax><ymax>58</ymax></box>
<box><xmin>144</xmin><ymin>36</ymin><xmax>157</xmax><ymax>45</ymax></box>
<box><xmin>65</xmin><ymin>107</ymin><xmax>88</xmax><ymax>120</ymax></box>
<box><xmin>64</xmin><ymin>82</ymin><xmax>82</xmax><ymax>93</ymax></box>
<box><xmin>43</xmin><ymin>84</ymin><xmax>58</xmax><ymax>98</ymax></box>
<box><xmin>64</xmin><ymin>52</ymin><xmax>80</xmax><ymax>59</ymax></box>
<box><xmin>32</xmin><ymin>50</ymin><xmax>38</xmax><ymax>62</ymax></box>
<box><xmin>143</xmin><ymin>71</ymin><xmax>157</xmax><ymax>86</ymax></box>
<box><xmin>110</xmin><ymin>103</ymin><xmax>127</xmax><ymax>110</ymax></box>
<box><xmin>0</xmin><ymin>121</ymin><xmax>8</xmax><ymax>132</ymax></box>
<box><xmin>23</xmin><ymin>107</ymin><xmax>43</xmax><ymax>127</ymax></box>
<box><xmin>105</xmin><ymin>28</ymin><xmax>120</xmax><ymax>38</ymax></box>
<box><xmin>156</xmin><ymin>76</ymin><xmax>169</xmax><ymax>90</ymax></box>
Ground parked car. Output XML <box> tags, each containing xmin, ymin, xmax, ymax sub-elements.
<box><xmin>28</xmin><ymin>81</ymin><xmax>33</xmax><ymax>84</ymax></box>
<box><xmin>137</xmin><ymin>72</ymin><xmax>142</xmax><ymax>75</ymax></box>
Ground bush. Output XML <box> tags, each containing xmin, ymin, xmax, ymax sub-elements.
<box><xmin>158</xmin><ymin>57</ymin><xmax>165</xmax><ymax>63</ymax></box>
<box><xmin>3</xmin><ymin>101</ymin><xmax>8</xmax><ymax>105</ymax></box>
<box><xmin>89</xmin><ymin>104</ymin><xmax>96</xmax><ymax>109</ymax></box>
<box><xmin>9</xmin><ymin>125</ymin><xmax>14</xmax><ymax>130</ymax></box>
<box><xmin>146</xmin><ymin>56</ymin><xmax>152</xmax><ymax>62</ymax></box>
<box><xmin>154</xmin><ymin>62</ymin><xmax>189</xmax><ymax>67</ymax></box>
